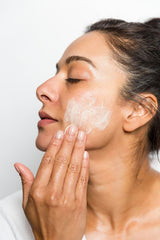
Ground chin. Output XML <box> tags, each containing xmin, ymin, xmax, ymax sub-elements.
<box><xmin>35</xmin><ymin>134</ymin><xmax>51</xmax><ymax>152</ymax></box>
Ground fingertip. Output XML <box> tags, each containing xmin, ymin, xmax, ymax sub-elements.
<box><xmin>14</xmin><ymin>163</ymin><xmax>21</xmax><ymax>174</ymax></box>
<box><xmin>14</xmin><ymin>163</ymin><xmax>25</xmax><ymax>174</ymax></box>
<box><xmin>83</xmin><ymin>151</ymin><xmax>89</xmax><ymax>159</ymax></box>
<box><xmin>14</xmin><ymin>163</ymin><xmax>34</xmax><ymax>181</ymax></box>
<box><xmin>83</xmin><ymin>151</ymin><xmax>89</xmax><ymax>167</ymax></box>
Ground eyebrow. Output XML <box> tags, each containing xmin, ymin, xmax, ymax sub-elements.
<box><xmin>56</xmin><ymin>55</ymin><xmax>96</xmax><ymax>71</ymax></box>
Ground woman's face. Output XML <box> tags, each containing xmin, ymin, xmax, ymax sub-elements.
<box><xmin>36</xmin><ymin>31</ymin><xmax>127</xmax><ymax>151</ymax></box>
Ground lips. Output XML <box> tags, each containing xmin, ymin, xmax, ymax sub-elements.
<box><xmin>38</xmin><ymin>111</ymin><xmax>58</xmax><ymax>127</ymax></box>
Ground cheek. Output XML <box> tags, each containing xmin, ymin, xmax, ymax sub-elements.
<box><xmin>64</xmin><ymin>93</ymin><xmax>111</xmax><ymax>134</ymax></box>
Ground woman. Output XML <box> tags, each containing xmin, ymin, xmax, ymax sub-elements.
<box><xmin>1</xmin><ymin>18</ymin><xmax>160</xmax><ymax>239</ymax></box>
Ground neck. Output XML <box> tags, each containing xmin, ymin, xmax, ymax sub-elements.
<box><xmin>86</xmin><ymin>140</ymin><xmax>154</xmax><ymax>234</ymax></box>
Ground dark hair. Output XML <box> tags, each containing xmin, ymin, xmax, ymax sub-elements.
<box><xmin>85</xmin><ymin>18</ymin><xmax>160</xmax><ymax>154</ymax></box>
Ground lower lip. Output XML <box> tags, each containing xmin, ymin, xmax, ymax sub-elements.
<box><xmin>38</xmin><ymin>119</ymin><xmax>58</xmax><ymax>128</ymax></box>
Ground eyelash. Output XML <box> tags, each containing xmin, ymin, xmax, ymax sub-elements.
<box><xmin>65</xmin><ymin>78</ymin><xmax>81</xmax><ymax>84</ymax></box>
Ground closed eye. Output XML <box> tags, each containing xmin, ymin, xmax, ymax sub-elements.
<box><xmin>65</xmin><ymin>78</ymin><xmax>81</xmax><ymax>84</ymax></box>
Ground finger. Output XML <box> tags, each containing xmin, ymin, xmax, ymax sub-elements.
<box><xmin>14</xmin><ymin>163</ymin><xmax>34</xmax><ymax>209</ymax></box>
<box><xmin>48</xmin><ymin>125</ymin><xmax>78</xmax><ymax>192</ymax></box>
<box><xmin>76</xmin><ymin>151</ymin><xmax>89</xmax><ymax>202</ymax></box>
<box><xmin>34</xmin><ymin>130</ymin><xmax>64</xmax><ymax>187</ymax></box>
<box><xmin>63</xmin><ymin>130</ymin><xmax>86</xmax><ymax>198</ymax></box>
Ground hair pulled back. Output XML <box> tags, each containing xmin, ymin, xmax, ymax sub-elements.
<box><xmin>86</xmin><ymin>18</ymin><xmax>160</xmax><ymax>154</ymax></box>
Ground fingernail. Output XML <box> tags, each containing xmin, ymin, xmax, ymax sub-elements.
<box><xmin>55</xmin><ymin>130</ymin><xmax>64</xmax><ymax>139</ymax></box>
<box><xmin>68</xmin><ymin>125</ymin><xmax>77</xmax><ymax>136</ymax></box>
<box><xmin>83</xmin><ymin>151</ymin><xmax>89</xmax><ymax>159</ymax></box>
<box><xmin>83</xmin><ymin>151</ymin><xmax>89</xmax><ymax>167</ymax></box>
<box><xmin>78</xmin><ymin>131</ymin><xmax>85</xmax><ymax>141</ymax></box>
<box><xmin>14</xmin><ymin>165</ymin><xmax>21</xmax><ymax>174</ymax></box>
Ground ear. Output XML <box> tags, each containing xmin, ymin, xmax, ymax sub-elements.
<box><xmin>122</xmin><ymin>93</ymin><xmax>158</xmax><ymax>132</ymax></box>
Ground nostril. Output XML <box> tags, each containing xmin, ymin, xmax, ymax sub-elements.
<box><xmin>37</xmin><ymin>87</ymin><xmax>59</xmax><ymax>103</ymax></box>
<box><xmin>41</xmin><ymin>95</ymin><xmax>50</xmax><ymax>101</ymax></box>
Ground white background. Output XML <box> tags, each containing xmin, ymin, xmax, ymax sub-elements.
<box><xmin>0</xmin><ymin>0</ymin><xmax>160</xmax><ymax>199</ymax></box>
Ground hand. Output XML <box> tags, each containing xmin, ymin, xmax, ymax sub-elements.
<box><xmin>14</xmin><ymin>125</ymin><xmax>89</xmax><ymax>240</ymax></box>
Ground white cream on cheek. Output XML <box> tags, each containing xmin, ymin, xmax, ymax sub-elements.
<box><xmin>64</xmin><ymin>92</ymin><xmax>111</xmax><ymax>134</ymax></box>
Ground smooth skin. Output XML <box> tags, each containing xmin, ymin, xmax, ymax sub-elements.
<box><xmin>15</xmin><ymin>31</ymin><xmax>160</xmax><ymax>240</ymax></box>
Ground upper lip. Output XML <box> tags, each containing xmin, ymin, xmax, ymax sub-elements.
<box><xmin>39</xmin><ymin>111</ymin><xmax>58</xmax><ymax>121</ymax></box>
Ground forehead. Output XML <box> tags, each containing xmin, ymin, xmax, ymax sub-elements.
<box><xmin>58</xmin><ymin>31</ymin><xmax>127</xmax><ymax>88</ymax></box>
<box><xmin>59</xmin><ymin>31</ymin><xmax>113</xmax><ymax>66</ymax></box>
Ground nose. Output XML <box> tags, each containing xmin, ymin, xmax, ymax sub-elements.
<box><xmin>36</xmin><ymin>77</ymin><xmax>59</xmax><ymax>104</ymax></box>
